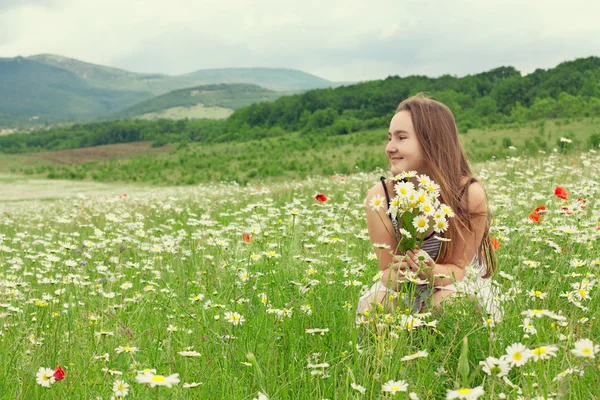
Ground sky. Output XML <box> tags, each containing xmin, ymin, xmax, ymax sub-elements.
<box><xmin>1</xmin><ymin>0</ymin><xmax>599</xmax><ymax>82</ymax></box>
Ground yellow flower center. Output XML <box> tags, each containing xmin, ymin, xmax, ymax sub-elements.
<box><xmin>579</xmin><ymin>289</ymin><xmax>587</xmax><ymax>297</ymax></box>
<box><xmin>391</xmin><ymin>385</ymin><xmax>400</xmax><ymax>391</ymax></box>
<box><xmin>418</xmin><ymin>220</ymin><xmax>426</xmax><ymax>228</ymax></box>
<box><xmin>534</xmin><ymin>291</ymin><xmax>542</xmax><ymax>296</ymax></box>
<box><xmin>582</xmin><ymin>348</ymin><xmax>591</xmax><ymax>355</ymax></box>
<box><xmin>458</xmin><ymin>388</ymin><xmax>471</xmax><ymax>394</ymax></box>
<box><xmin>151</xmin><ymin>375</ymin><xmax>165</xmax><ymax>382</ymax></box>
<box><xmin>123</xmin><ymin>346</ymin><xmax>132</xmax><ymax>352</ymax></box>
<box><xmin>42</xmin><ymin>374</ymin><xmax>50</xmax><ymax>381</ymax></box>
<box><xmin>512</xmin><ymin>352</ymin><xmax>522</xmax><ymax>360</ymax></box>
<box><xmin>117</xmin><ymin>384</ymin><xmax>125</xmax><ymax>390</ymax></box>
<box><xmin>533</xmin><ymin>347</ymin><xmax>547</xmax><ymax>355</ymax></box>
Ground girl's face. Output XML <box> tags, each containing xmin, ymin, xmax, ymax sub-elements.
<box><xmin>386</xmin><ymin>111</ymin><xmax>428</xmax><ymax>177</ymax></box>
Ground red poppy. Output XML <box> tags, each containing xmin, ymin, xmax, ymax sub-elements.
<box><xmin>533</xmin><ymin>206</ymin><xmax>546</xmax><ymax>214</ymax></box>
<box><xmin>562</xmin><ymin>206</ymin><xmax>573</xmax><ymax>216</ymax></box>
<box><xmin>242</xmin><ymin>233</ymin><xmax>252</xmax><ymax>243</ymax></box>
<box><xmin>315</xmin><ymin>194</ymin><xmax>328</xmax><ymax>203</ymax></box>
<box><xmin>491</xmin><ymin>237</ymin><xmax>500</xmax><ymax>250</ymax></box>
<box><xmin>577</xmin><ymin>197</ymin><xmax>587</xmax><ymax>208</ymax></box>
<box><xmin>554</xmin><ymin>186</ymin><xmax>569</xmax><ymax>200</ymax></box>
<box><xmin>528</xmin><ymin>213</ymin><xmax>541</xmax><ymax>223</ymax></box>
<box><xmin>54</xmin><ymin>366</ymin><xmax>66</xmax><ymax>381</ymax></box>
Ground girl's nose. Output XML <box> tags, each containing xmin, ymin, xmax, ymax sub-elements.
<box><xmin>386</xmin><ymin>142</ymin><xmax>396</xmax><ymax>155</ymax></box>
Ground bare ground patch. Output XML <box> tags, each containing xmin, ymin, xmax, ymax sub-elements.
<box><xmin>20</xmin><ymin>141</ymin><xmax>174</xmax><ymax>165</ymax></box>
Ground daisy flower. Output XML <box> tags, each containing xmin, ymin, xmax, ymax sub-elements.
<box><xmin>552</xmin><ymin>367</ymin><xmax>584</xmax><ymax>382</ymax></box>
<box><xmin>531</xmin><ymin>345</ymin><xmax>558</xmax><ymax>361</ymax></box>
<box><xmin>370</xmin><ymin>194</ymin><xmax>386</xmax><ymax>211</ymax></box>
<box><xmin>571</xmin><ymin>338</ymin><xmax>599</xmax><ymax>358</ymax></box>
<box><xmin>224</xmin><ymin>311</ymin><xmax>245</xmax><ymax>325</ymax></box>
<box><xmin>381</xmin><ymin>379</ymin><xmax>408</xmax><ymax>393</ymax></box>
<box><xmin>36</xmin><ymin>367</ymin><xmax>56</xmax><ymax>387</ymax></box>
<box><xmin>401</xmin><ymin>350</ymin><xmax>428</xmax><ymax>361</ymax></box>
<box><xmin>424</xmin><ymin>182</ymin><xmax>441</xmax><ymax>196</ymax></box>
<box><xmin>412</xmin><ymin>216</ymin><xmax>429</xmax><ymax>233</ymax></box>
<box><xmin>519</xmin><ymin>318</ymin><xmax>537</xmax><ymax>335</ymax></box>
<box><xmin>505</xmin><ymin>343</ymin><xmax>532</xmax><ymax>367</ymax></box>
<box><xmin>398</xmin><ymin>228</ymin><xmax>412</xmax><ymax>239</ymax></box>
<box><xmin>183</xmin><ymin>382</ymin><xmax>204</xmax><ymax>388</ymax></box>
<box><xmin>136</xmin><ymin>371</ymin><xmax>180</xmax><ymax>388</ymax></box>
<box><xmin>433</xmin><ymin>218</ymin><xmax>449</xmax><ymax>233</ymax></box>
<box><xmin>177</xmin><ymin>351</ymin><xmax>201</xmax><ymax>357</ymax></box>
<box><xmin>115</xmin><ymin>346</ymin><xmax>139</xmax><ymax>354</ymax></box>
<box><xmin>395</xmin><ymin>182</ymin><xmax>415</xmax><ymax>197</ymax></box>
<box><xmin>351</xmin><ymin>383</ymin><xmax>366</xmax><ymax>394</ymax></box>
<box><xmin>439</xmin><ymin>204</ymin><xmax>455</xmax><ymax>218</ymax></box>
<box><xmin>419</xmin><ymin>201</ymin><xmax>435</xmax><ymax>216</ymax></box>
<box><xmin>479</xmin><ymin>356</ymin><xmax>511</xmax><ymax>377</ymax></box>
<box><xmin>527</xmin><ymin>290</ymin><xmax>547</xmax><ymax>299</ymax></box>
<box><xmin>446</xmin><ymin>386</ymin><xmax>484</xmax><ymax>400</ymax></box>
<box><xmin>113</xmin><ymin>379</ymin><xmax>130</xmax><ymax>397</ymax></box>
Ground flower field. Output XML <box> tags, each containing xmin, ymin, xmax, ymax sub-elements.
<box><xmin>0</xmin><ymin>150</ymin><xmax>599</xmax><ymax>399</ymax></box>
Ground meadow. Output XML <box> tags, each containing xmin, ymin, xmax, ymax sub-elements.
<box><xmin>0</xmin><ymin>148</ymin><xmax>598</xmax><ymax>399</ymax></box>
<box><xmin>3</xmin><ymin>117</ymin><xmax>600</xmax><ymax>187</ymax></box>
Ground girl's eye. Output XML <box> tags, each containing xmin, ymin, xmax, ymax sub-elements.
<box><xmin>387</xmin><ymin>137</ymin><xmax>391</xmax><ymax>141</ymax></box>
<box><xmin>399</xmin><ymin>136</ymin><xmax>407</xmax><ymax>140</ymax></box>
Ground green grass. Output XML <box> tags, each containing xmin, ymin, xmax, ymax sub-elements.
<box><xmin>3</xmin><ymin>116</ymin><xmax>599</xmax><ymax>186</ymax></box>
<box><xmin>0</xmin><ymin>150</ymin><xmax>598</xmax><ymax>398</ymax></box>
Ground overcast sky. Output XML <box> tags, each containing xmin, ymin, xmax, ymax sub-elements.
<box><xmin>1</xmin><ymin>0</ymin><xmax>599</xmax><ymax>82</ymax></box>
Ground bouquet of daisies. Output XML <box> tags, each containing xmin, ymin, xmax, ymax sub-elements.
<box><xmin>371</xmin><ymin>171</ymin><xmax>455</xmax><ymax>300</ymax></box>
<box><xmin>384</xmin><ymin>172</ymin><xmax>454</xmax><ymax>253</ymax></box>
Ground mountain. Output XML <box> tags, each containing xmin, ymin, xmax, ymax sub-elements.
<box><xmin>0</xmin><ymin>57</ymin><xmax>150</xmax><ymax>126</ymax></box>
<box><xmin>181</xmin><ymin>67</ymin><xmax>333</xmax><ymax>92</ymax></box>
<box><xmin>0</xmin><ymin>54</ymin><xmax>337</xmax><ymax>127</ymax></box>
<box><xmin>117</xmin><ymin>83</ymin><xmax>286</xmax><ymax>120</ymax></box>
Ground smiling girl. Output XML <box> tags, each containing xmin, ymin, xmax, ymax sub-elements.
<box><xmin>357</xmin><ymin>94</ymin><xmax>501</xmax><ymax>319</ymax></box>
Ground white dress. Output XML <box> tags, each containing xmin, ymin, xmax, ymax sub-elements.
<box><xmin>356</xmin><ymin>256</ymin><xmax>503</xmax><ymax>321</ymax></box>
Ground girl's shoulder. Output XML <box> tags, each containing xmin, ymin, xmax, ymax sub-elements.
<box><xmin>367</xmin><ymin>177</ymin><xmax>393</xmax><ymax>196</ymax></box>
<box><xmin>459</xmin><ymin>176</ymin><xmax>487</xmax><ymax>212</ymax></box>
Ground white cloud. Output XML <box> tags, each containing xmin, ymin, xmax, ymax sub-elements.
<box><xmin>0</xmin><ymin>0</ymin><xmax>599</xmax><ymax>81</ymax></box>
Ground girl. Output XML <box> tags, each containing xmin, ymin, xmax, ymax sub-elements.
<box><xmin>357</xmin><ymin>94</ymin><xmax>501</xmax><ymax>319</ymax></box>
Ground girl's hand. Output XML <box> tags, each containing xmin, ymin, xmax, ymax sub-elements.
<box><xmin>393</xmin><ymin>249</ymin><xmax>435</xmax><ymax>281</ymax></box>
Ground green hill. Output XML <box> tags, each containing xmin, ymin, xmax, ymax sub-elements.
<box><xmin>117</xmin><ymin>83</ymin><xmax>285</xmax><ymax>119</ymax></box>
<box><xmin>0</xmin><ymin>54</ymin><xmax>336</xmax><ymax>128</ymax></box>
<box><xmin>0</xmin><ymin>57</ymin><xmax>150</xmax><ymax>126</ymax></box>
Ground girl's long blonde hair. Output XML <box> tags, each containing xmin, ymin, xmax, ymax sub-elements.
<box><xmin>395</xmin><ymin>93</ymin><xmax>497</xmax><ymax>278</ymax></box>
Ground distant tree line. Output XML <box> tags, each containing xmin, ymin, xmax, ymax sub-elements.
<box><xmin>1</xmin><ymin>57</ymin><xmax>600</xmax><ymax>154</ymax></box>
